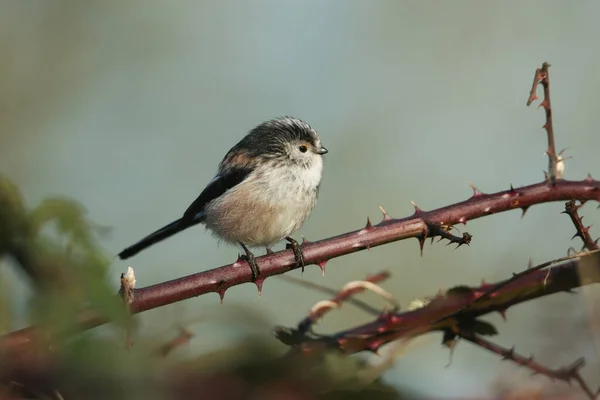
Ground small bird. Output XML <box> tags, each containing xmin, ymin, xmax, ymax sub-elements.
<box><xmin>118</xmin><ymin>116</ymin><xmax>328</xmax><ymax>279</ymax></box>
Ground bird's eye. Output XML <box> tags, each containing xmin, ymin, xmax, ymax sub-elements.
<box><xmin>299</xmin><ymin>145</ymin><xmax>308</xmax><ymax>153</ymax></box>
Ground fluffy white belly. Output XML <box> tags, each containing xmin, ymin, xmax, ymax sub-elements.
<box><xmin>203</xmin><ymin>164</ymin><xmax>320</xmax><ymax>247</ymax></box>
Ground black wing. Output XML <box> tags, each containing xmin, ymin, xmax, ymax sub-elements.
<box><xmin>183</xmin><ymin>165</ymin><xmax>254</xmax><ymax>221</ymax></box>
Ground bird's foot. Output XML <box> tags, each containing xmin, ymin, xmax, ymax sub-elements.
<box><xmin>239</xmin><ymin>242</ymin><xmax>260</xmax><ymax>281</ymax></box>
<box><xmin>285</xmin><ymin>236</ymin><xmax>305</xmax><ymax>272</ymax></box>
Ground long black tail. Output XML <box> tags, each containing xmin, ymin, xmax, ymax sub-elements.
<box><xmin>118</xmin><ymin>216</ymin><xmax>202</xmax><ymax>260</ymax></box>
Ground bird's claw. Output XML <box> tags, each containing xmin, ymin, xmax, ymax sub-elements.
<box><xmin>239</xmin><ymin>242</ymin><xmax>260</xmax><ymax>281</ymax></box>
<box><xmin>285</xmin><ymin>236</ymin><xmax>305</xmax><ymax>272</ymax></box>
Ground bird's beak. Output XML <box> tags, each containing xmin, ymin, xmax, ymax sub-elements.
<box><xmin>316</xmin><ymin>146</ymin><xmax>328</xmax><ymax>155</ymax></box>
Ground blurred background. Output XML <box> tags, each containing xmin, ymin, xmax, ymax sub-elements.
<box><xmin>1</xmin><ymin>0</ymin><xmax>600</xmax><ymax>397</ymax></box>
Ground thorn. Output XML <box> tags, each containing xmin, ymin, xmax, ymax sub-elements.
<box><xmin>236</xmin><ymin>253</ymin><xmax>244</xmax><ymax>263</ymax></box>
<box><xmin>520</xmin><ymin>207</ymin><xmax>529</xmax><ymax>219</ymax></box>
<box><xmin>503</xmin><ymin>346</ymin><xmax>515</xmax><ymax>360</ymax></box>
<box><xmin>585</xmin><ymin>173</ymin><xmax>594</xmax><ymax>182</ymax></box>
<box><xmin>301</xmin><ymin>236</ymin><xmax>312</xmax><ymax>245</ymax></box>
<box><xmin>317</xmin><ymin>260</ymin><xmax>327</xmax><ymax>277</ymax></box>
<box><xmin>265</xmin><ymin>247</ymin><xmax>273</xmax><ymax>254</ymax></box>
<box><xmin>568</xmin><ymin>358</ymin><xmax>585</xmax><ymax>371</ymax></box>
<box><xmin>528</xmin><ymin>257</ymin><xmax>533</xmax><ymax>269</ymax></box>
<box><xmin>498</xmin><ymin>309</ymin><xmax>507</xmax><ymax>321</ymax></box>
<box><xmin>469</xmin><ymin>182</ymin><xmax>483</xmax><ymax>197</ymax></box>
<box><xmin>411</xmin><ymin>201</ymin><xmax>423</xmax><ymax>215</ymax></box>
<box><xmin>255</xmin><ymin>278</ymin><xmax>264</xmax><ymax>297</ymax></box>
<box><xmin>571</xmin><ymin>232</ymin><xmax>581</xmax><ymax>240</ymax></box>
<box><xmin>365</xmin><ymin>216</ymin><xmax>373</xmax><ymax>229</ymax></box>
<box><xmin>418</xmin><ymin>236</ymin><xmax>425</xmax><ymax>256</ymax></box>
<box><xmin>217</xmin><ymin>289</ymin><xmax>226</xmax><ymax>304</ymax></box>
<box><xmin>510</xmin><ymin>184</ymin><xmax>516</xmax><ymax>193</ymax></box>
<box><xmin>378</xmin><ymin>310</ymin><xmax>394</xmax><ymax>326</ymax></box>
<box><xmin>379</xmin><ymin>205</ymin><xmax>392</xmax><ymax>221</ymax></box>
<box><xmin>367</xmin><ymin>343</ymin><xmax>381</xmax><ymax>355</ymax></box>
<box><xmin>528</xmin><ymin>94</ymin><xmax>538</xmax><ymax>106</ymax></box>
<box><xmin>458</xmin><ymin>216</ymin><xmax>467</xmax><ymax>225</ymax></box>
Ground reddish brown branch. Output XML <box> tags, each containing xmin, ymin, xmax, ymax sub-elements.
<box><xmin>459</xmin><ymin>332</ymin><xmax>598</xmax><ymax>400</ymax></box>
<box><xmin>276</xmin><ymin>253</ymin><xmax>600</xmax><ymax>397</ymax></box>
<box><xmin>527</xmin><ymin>62</ymin><xmax>559</xmax><ymax>182</ymax></box>
<box><xmin>289</xmin><ymin>253</ymin><xmax>600</xmax><ymax>355</ymax></box>
<box><xmin>434</xmin><ymin>251</ymin><xmax>598</xmax><ymax>324</ymax></box>
<box><xmin>564</xmin><ymin>200</ymin><xmax>599</xmax><ymax>251</ymax></box>
<box><xmin>2</xmin><ymin>178</ymin><xmax>600</xmax><ymax>352</ymax></box>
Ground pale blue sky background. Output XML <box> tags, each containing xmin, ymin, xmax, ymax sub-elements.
<box><xmin>1</xmin><ymin>1</ymin><xmax>600</xmax><ymax>397</ymax></box>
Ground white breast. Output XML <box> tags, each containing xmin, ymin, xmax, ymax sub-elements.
<box><xmin>203</xmin><ymin>158</ymin><xmax>323</xmax><ymax>247</ymax></box>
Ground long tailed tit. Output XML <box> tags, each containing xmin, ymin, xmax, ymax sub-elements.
<box><xmin>118</xmin><ymin>116</ymin><xmax>328</xmax><ymax>279</ymax></box>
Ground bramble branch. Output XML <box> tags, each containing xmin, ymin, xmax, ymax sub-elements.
<box><xmin>2</xmin><ymin>178</ymin><xmax>600</xmax><ymax>352</ymax></box>
<box><xmin>278</xmin><ymin>252</ymin><xmax>600</xmax><ymax>355</ymax></box>
<box><xmin>277</xmin><ymin>252</ymin><xmax>600</xmax><ymax>399</ymax></box>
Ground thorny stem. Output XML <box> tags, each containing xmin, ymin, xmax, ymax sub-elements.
<box><xmin>564</xmin><ymin>200</ymin><xmax>599</xmax><ymax>252</ymax></box>
<box><xmin>288</xmin><ymin>253</ymin><xmax>600</xmax><ymax>355</ymax></box>
<box><xmin>281</xmin><ymin>253</ymin><xmax>600</xmax><ymax>398</ymax></box>
<box><xmin>459</xmin><ymin>332</ymin><xmax>599</xmax><ymax>400</ymax></box>
<box><xmin>2</xmin><ymin>179</ymin><xmax>600</xmax><ymax>352</ymax></box>
<box><xmin>433</xmin><ymin>250</ymin><xmax>600</xmax><ymax>324</ymax></box>
<box><xmin>527</xmin><ymin>62</ymin><xmax>559</xmax><ymax>182</ymax></box>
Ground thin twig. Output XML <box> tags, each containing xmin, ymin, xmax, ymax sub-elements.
<box><xmin>459</xmin><ymin>331</ymin><xmax>599</xmax><ymax>400</ymax></box>
<box><xmin>527</xmin><ymin>62</ymin><xmax>559</xmax><ymax>182</ymax></box>
<box><xmin>278</xmin><ymin>275</ymin><xmax>383</xmax><ymax>316</ymax></box>
<box><xmin>153</xmin><ymin>327</ymin><xmax>194</xmax><ymax>358</ymax></box>
<box><xmin>563</xmin><ymin>200</ymin><xmax>599</xmax><ymax>251</ymax></box>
